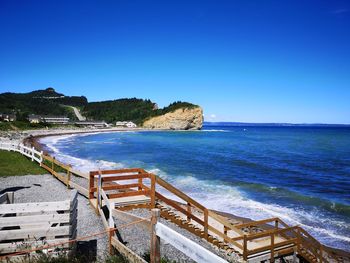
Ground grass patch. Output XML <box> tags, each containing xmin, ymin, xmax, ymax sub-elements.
<box><xmin>0</xmin><ymin>150</ymin><xmax>47</xmax><ymax>177</ymax></box>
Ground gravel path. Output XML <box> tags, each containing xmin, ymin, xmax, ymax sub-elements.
<box><xmin>0</xmin><ymin>174</ymin><xmax>109</xmax><ymax>261</ymax></box>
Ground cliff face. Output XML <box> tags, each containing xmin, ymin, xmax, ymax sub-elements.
<box><xmin>142</xmin><ymin>106</ymin><xmax>203</xmax><ymax>130</ymax></box>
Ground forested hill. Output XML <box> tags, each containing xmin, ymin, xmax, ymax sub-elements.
<box><xmin>0</xmin><ymin>88</ymin><xmax>87</xmax><ymax>120</ymax></box>
<box><xmin>0</xmin><ymin>88</ymin><xmax>198</xmax><ymax>124</ymax></box>
<box><xmin>84</xmin><ymin>99</ymin><xmax>197</xmax><ymax>124</ymax></box>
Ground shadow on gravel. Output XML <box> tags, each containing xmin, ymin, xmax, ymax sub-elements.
<box><xmin>0</xmin><ymin>186</ymin><xmax>31</xmax><ymax>195</ymax></box>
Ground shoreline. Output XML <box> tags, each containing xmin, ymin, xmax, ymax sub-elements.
<box><xmin>1</xmin><ymin>127</ymin><xmax>350</xmax><ymax>259</ymax></box>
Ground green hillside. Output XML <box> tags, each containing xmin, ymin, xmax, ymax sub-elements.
<box><xmin>0</xmin><ymin>88</ymin><xmax>87</xmax><ymax>121</ymax></box>
<box><xmin>83</xmin><ymin>99</ymin><xmax>197</xmax><ymax>125</ymax></box>
<box><xmin>0</xmin><ymin>88</ymin><xmax>198</xmax><ymax>125</ymax></box>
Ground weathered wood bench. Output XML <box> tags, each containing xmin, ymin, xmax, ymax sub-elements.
<box><xmin>0</xmin><ymin>190</ymin><xmax>78</xmax><ymax>257</ymax></box>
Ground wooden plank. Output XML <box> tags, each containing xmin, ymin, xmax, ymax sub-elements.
<box><xmin>111</xmin><ymin>237</ymin><xmax>147</xmax><ymax>263</ymax></box>
<box><xmin>0</xmin><ymin>201</ymin><xmax>70</xmax><ymax>214</ymax></box>
<box><xmin>90</xmin><ymin>168</ymin><xmax>144</xmax><ymax>176</ymax></box>
<box><xmin>108</xmin><ymin>190</ymin><xmax>150</xmax><ymax>199</ymax></box>
<box><xmin>155</xmin><ymin>176</ymin><xmax>205</xmax><ymax>210</ymax></box>
<box><xmin>234</xmin><ymin>217</ymin><xmax>279</xmax><ymax>229</ymax></box>
<box><xmin>101</xmin><ymin>173</ymin><xmax>150</xmax><ymax>182</ymax></box>
<box><xmin>91</xmin><ymin>183</ymin><xmax>140</xmax><ymax>192</ymax></box>
<box><xmin>0</xmin><ymin>226</ymin><xmax>70</xmax><ymax>241</ymax></box>
<box><xmin>0</xmin><ymin>213</ymin><xmax>70</xmax><ymax>228</ymax></box>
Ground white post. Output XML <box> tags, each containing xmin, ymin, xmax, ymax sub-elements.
<box><xmin>109</xmin><ymin>202</ymin><xmax>114</xmax><ymax>228</ymax></box>
<box><xmin>97</xmin><ymin>173</ymin><xmax>102</xmax><ymax>209</ymax></box>
<box><xmin>40</xmin><ymin>151</ymin><xmax>43</xmax><ymax>165</ymax></box>
<box><xmin>31</xmin><ymin>147</ymin><xmax>34</xmax><ymax>161</ymax></box>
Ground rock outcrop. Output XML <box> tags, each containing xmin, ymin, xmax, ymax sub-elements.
<box><xmin>142</xmin><ymin>106</ymin><xmax>203</xmax><ymax>130</ymax></box>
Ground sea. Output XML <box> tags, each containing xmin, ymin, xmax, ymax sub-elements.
<box><xmin>39</xmin><ymin>123</ymin><xmax>350</xmax><ymax>251</ymax></box>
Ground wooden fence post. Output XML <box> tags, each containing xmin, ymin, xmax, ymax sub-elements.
<box><xmin>66</xmin><ymin>165</ymin><xmax>72</xmax><ymax>189</ymax></box>
<box><xmin>204</xmin><ymin>208</ymin><xmax>208</xmax><ymax>241</ymax></box>
<box><xmin>138</xmin><ymin>171</ymin><xmax>143</xmax><ymax>191</ymax></box>
<box><xmin>224</xmin><ymin>226</ymin><xmax>228</xmax><ymax>235</ymax></box>
<box><xmin>271</xmin><ymin>233</ymin><xmax>275</xmax><ymax>262</ymax></box>
<box><xmin>150</xmin><ymin>174</ymin><xmax>156</xmax><ymax>209</ymax></box>
<box><xmin>52</xmin><ymin>157</ymin><xmax>55</xmax><ymax>173</ymax></box>
<box><xmin>151</xmin><ymin>208</ymin><xmax>160</xmax><ymax>263</ymax></box>
<box><xmin>243</xmin><ymin>234</ymin><xmax>248</xmax><ymax>261</ymax></box>
<box><xmin>187</xmin><ymin>202</ymin><xmax>191</xmax><ymax>223</ymax></box>
<box><xmin>89</xmin><ymin>171</ymin><xmax>94</xmax><ymax>199</ymax></box>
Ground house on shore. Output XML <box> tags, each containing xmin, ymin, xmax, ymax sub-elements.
<box><xmin>75</xmin><ymin>121</ymin><xmax>108</xmax><ymax>128</ymax></box>
<box><xmin>28</xmin><ymin>114</ymin><xmax>41</xmax><ymax>123</ymax></box>
<box><xmin>0</xmin><ymin>113</ymin><xmax>16</xmax><ymax>122</ymax></box>
<box><xmin>41</xmin><ymin>116</ymin><xmax>70</xmax><ymax>124</ymax></box>
<box><xmin>115</xmin><ymin>121</ymin><xmax>137</xmax><ymax>128</ymax></box>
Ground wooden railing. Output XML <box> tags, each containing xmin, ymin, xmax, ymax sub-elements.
<box><xmin>41</xmin><ymin>154</ymin><xmax>89</xmax><ymax>197</ymax></box>
<box><xmin>88</xmin><ymin>168</ymin><xmax>341</xmax><ymax>262</ymax></box>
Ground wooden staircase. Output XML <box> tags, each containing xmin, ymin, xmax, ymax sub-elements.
<box><xmin>156</xmin><ymin>203</ymin><xmax>237</xmax><ymax>255</ymax></box>
<box><xmin>87</xmin><ymin>168</ymin><xmax>343</xmax><ymax>263</ymax></box>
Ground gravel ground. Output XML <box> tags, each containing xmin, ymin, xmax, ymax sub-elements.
<box><xmin>0</xmin><ymin>174</ymin><xmax>109</xmax><ymax>261</ymax></box>
<box><xmin>115</xmin><ymin>208</ymin><xmax>242</xmax><ymax>263</ymax></box>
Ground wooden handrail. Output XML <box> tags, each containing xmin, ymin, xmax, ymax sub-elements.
<box><xmin>91</xmin><ymin>183</ymin><xmax>141</xmax><ymax>192</ymax></box>
<box><xmin>155</xmin><ymin>192</ymin><xmax>206</xmax><ymax>226</ymax></box>
<box><xmin>90</xmin><ymin>168</ymin><xmax>144</xmax><ymax>176</ymax></box>
<box><xmin>246</xmin><ymin>226</ymin><xmax>298</xmax><ymax>241</ymax></box>
<box><xmin>155</xmin><ymin>176</ymin><xmax>206</xmax><ymax>211</ymax></box>
<box><xmin>234</xmin><ymin>217</ymin><xmax>280</xmax><ymax>228</ymax></box>
<box><xmin>101</xmin><ymin>173</ymin><xmax>150</xmax><ymax>182</ymax></box>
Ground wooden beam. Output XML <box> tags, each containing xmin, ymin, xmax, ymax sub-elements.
<box><xmin>90</xmin><ymin>168</ymin><xmax>144</xmax><ymax>176</ymax></box>
<box><xmin>155</xmin><ymin>176</ymin><xmax>205</xmax><ymax>211</ymax></box>
<box><xmin>101</xmin><ymin>173</ymin><xmax>150</xmax><ymax>182</ymax></box>
<box><xmin>108</xmin><ymin>190</ymin><xmax>150</xmax><ymax>199</ymax></box>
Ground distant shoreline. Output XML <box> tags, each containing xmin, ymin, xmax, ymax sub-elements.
<box><xmin>204</xmin><ymin>121</ymin><xmax>350</xmax><ymax>127</ymax></box>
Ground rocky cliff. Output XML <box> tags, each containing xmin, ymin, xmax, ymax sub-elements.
<box><xmin>142</xmin><ymin>106</ymin><xmax>203</xmax><ymax>130</ymax></box>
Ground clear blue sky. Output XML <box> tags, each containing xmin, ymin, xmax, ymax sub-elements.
<box><xmin>0</xmin><ymin>1</ymin><xmax>349</xmax><ymax>124</ymax></box>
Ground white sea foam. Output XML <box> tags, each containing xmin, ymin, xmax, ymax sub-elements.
<box><xmin>146</xmin><ymin>167</ymin><xmax>350</xmax><ymax>247</ymax></box>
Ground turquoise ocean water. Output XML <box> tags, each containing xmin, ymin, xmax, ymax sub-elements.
<box><xmin>40</xmin><ymin>124</ymin><xmax>350</xmax><ymax>251</ymax></box>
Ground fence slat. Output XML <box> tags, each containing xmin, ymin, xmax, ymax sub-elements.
<box><xmin>0</xmin><ymin>200</ymin><xmax>70</xmax><ymax>214</ymax></box>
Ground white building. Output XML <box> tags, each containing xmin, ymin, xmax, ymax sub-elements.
<box><xmin>75</xmin><ymin>121</ymin><xmax>108</xmax><ymax>128</ymax></box>
<box><xmin>115</xmin><ymin>121</ymin><xmax>137</xmax><ymax>128</ymax></box>
<box><xmin>42</xmin><ymin>116</ymin><xmax>70</xmax><ymax>124</ymax></box>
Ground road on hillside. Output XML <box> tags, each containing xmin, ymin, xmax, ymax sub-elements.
<box><xmin>69</xmin><ymin>106</ymin><xmax>86</xmax><ymax>121</ymax></box>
